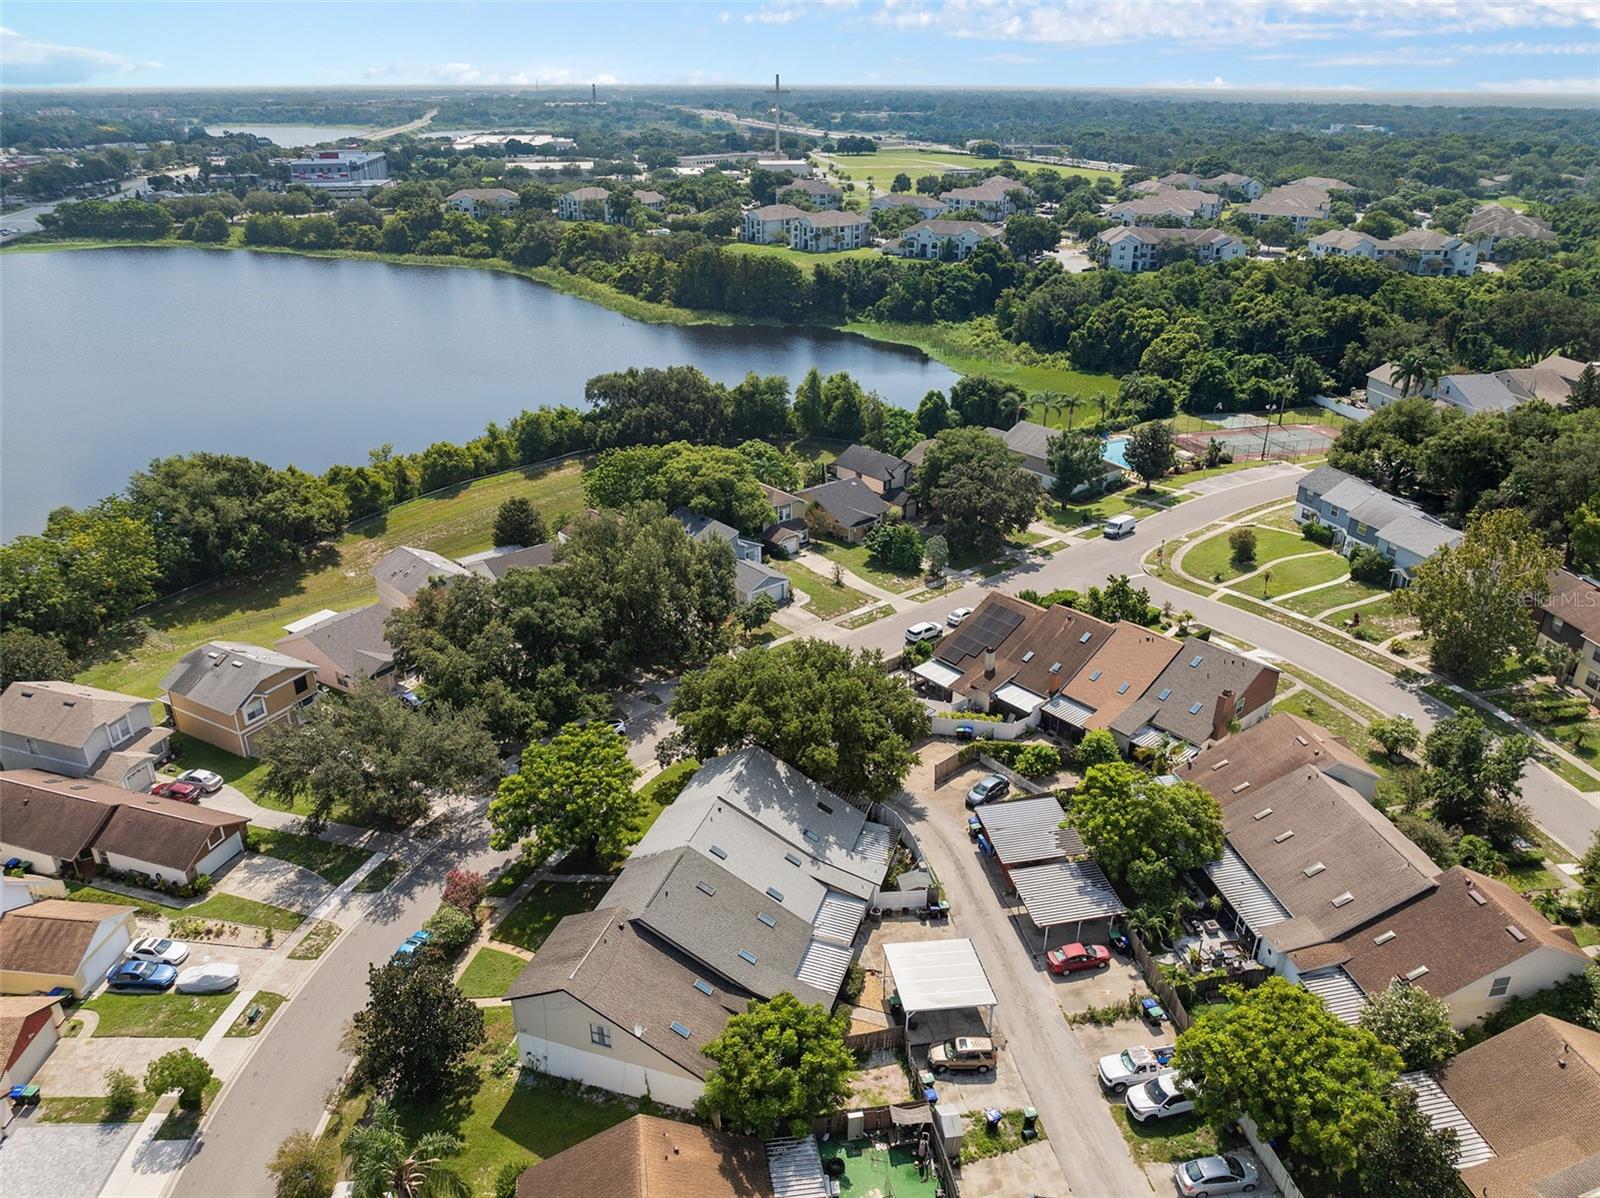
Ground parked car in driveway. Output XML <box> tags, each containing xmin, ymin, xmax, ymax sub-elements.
<box><xmin>106</xmin><ymin>960</ymin><xmax>178</xmax><ymax>992</ymax></box>
<box><xmin>947</xmin><ymin>606</ymin><xmax>973</xmax><ymax>626</ymax></box>
<box><xmin>1175</xmin><ymin>1153</ymin><xmax>1258</xmax><ymax>1196</ymax></box>
<box><xmin>964</xmin><ymin>774</ymin><xmax>1010</xmax><ymax>808</ymax></box>
<box><xmin>1046</xmin><ymin>942</ymin><xmax>1111</xmax><ymax>974</ymax></box>
<box><xmin>150</xmin><ymin>779</ymin><xmax>202</xmax><ymax>803</ymax></box>
<box><xmin>176</xmin><ymin>963</ymin><xmax>241</xmax><ymax>994</ymax></box>
<box><xmin>175</xmin><ymin>769</ymin><xmax>224</xmax><ymax>794</ymax></box>
<box><xmin>1126</xmin><ymin>1073</ymin><xmax>1196</xmax><ymax>1123</ymax></box>
<box><xmin>905</xmin><ymin>621</ymin><xmax>942</xmax><ymax>643</ymax></box>
<box><xmin>1097</xmin><ymin>1044</ymin><xmax>1175</xmax><ymax>1094</ymax></box>
<box><xmin>126</xmin><ymin>937</ymin><xmax>190</xmax><ymax>966</ymax></box>
<box><xmin>928</xmin><ymin>1036</ymin><xmax>995</xmax><ymax>1074</ymax></box>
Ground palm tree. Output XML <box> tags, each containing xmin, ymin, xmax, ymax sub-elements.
<box><xmin>344</xmin><ymin>1102</ymin><xmax>470</xmax><ymax>1198</ymax></box>
<box><xmin>1393</xmin><ymin>345</ymin><xmax>1448</xmax><ymax>398</ymax></box>
<box><xmin>1034</xmin><ymin>391</ymin><xmax>1062</xmax><ymax>428</ymax></box>
<box><xmin>1063</xmin><ymin>394</ymin><xmax>1082</xmax><ymax>432</ymax></box>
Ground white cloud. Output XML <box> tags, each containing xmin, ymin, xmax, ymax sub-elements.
<box><xmin>1478</xmin><ymin>75</ymin><xmax>1600</xmax><ymax>91</ymax></box>
<box><xmin>863</xmin><ymin>0</ymin><xmax>1599</xmax><ymax>48</ymax></box>
<box><xmin>429</xmin><ymin>61</ymin><xmax>483</xmax><ymax>85</ymax></box>
<box><xmin>0</xmin><ymin>26</ymin><xmax>159</xmax><ymax>84</ymax></box>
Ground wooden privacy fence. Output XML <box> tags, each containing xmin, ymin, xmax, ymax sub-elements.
<box><xmin>1128</xmin><ymin>927</ymin><xmax>1192</xmax><ymax>1032</ymax></box>
<box><xmin>812</xmin><ymin>1103</ymin><xmax>960</xmax><ymax>1198</ymax></box>
<box><xmin>843</xmin><ymin>1024</ymin><xmax>905</xmax><ymax>1053</ymax></box>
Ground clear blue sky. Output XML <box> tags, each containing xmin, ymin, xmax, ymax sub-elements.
<box><xmin>3</xmin><ymin>2</ymin><xmax>1598</xmax><ymax>97</ymax></box>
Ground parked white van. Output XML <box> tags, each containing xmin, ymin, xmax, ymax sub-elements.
<box><xmin>1104</xmin><ymin>514</ymin><xmax>1137</xmax><ymax>539</ymax></box>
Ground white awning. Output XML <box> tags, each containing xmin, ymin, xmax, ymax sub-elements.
<box><xmin>1043</xmin><ymin>694</ymin><xmax>1095</xmax><ymax>728</ymax></box>
<box><xmin>1206</xmin><ymin>843</ymin><xmax>1289</xmax><ymax>931</ymax></box>
<box><xmin>1129</xmin><ymin>724</ymin><xmax>1167</xmax><ymax>748</ymax></box>
<box><xmin>1301</xmin><ymin>968</ymin><xmax>1368</xmax><ymax>1025</ymax></box>
<box><xmin>993</xmin><ymin>682</ymin><xmax>1047</xmax><ymax>715</ymax></box>
<box><xmin>1400</xmin><ymin>1071</ymin><xmax>1496</xmax><ymax>1170</ymax></box>
<box><xmin>976</xmin><ymin>795</ymin><xmax>1075</xmax><ymax>865</ymax></box>
<box><xmin>1010</xmin><ymin>859</ymin><xmax>1126</xmax><ymax>931</ymax></box>
<box><xmin>883</xmin><ymin>938</ymin><xmax>998</xmax><ymax>1015</ymax></box>
<box><xmin>912</xmin><ymin>659</ymin><xmax>963</xmax><ymax>689</ymax></box>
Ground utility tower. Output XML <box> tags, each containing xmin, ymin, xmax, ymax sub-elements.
<box><xmin>772</xmin><ymin>74</ymin><xmax>789</xmax><ymax>155</ymax></box>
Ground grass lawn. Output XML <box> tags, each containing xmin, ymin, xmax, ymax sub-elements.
<box><xmin>841</xmin><ymin>604</ymin><xmax>894</xmax><ymax>630</ymax></box>
<box><xmin>774</xmin><ymin>560</ymin><xmax>872</xmax><ymax>619</ymax></box>
<box><xmin>64</xmin><ymin>881</ymin><xmax>163</xmax><ymax>917</ymax></box>
<box><xmin>1110</xmin><ymin>1106</ymin><xmax>1219</xmax><ymax>1167</ymax></box>
<box><xmin>723</xmin><ymin>241</ymin><xmax>879</xmax><ymax>272</ymax></box>
<box><xmin>1182</xmin><ymin>526</ymin><xmax>1316</xmax><ymax>583</ymax></box>
<box><xmin>158</xmin><ymin>735</ymin><xmax>270</xmax><ymax>801</ymax></box>
<box><xmin>184</xmin><ymin>893</ymin><xmax>304</xmax><ymax>933</ymax></box>
<box><xmin>843</xmin><ymin>318</ymin><xmax>1119</xmax><ymax>411</ymax></box>
<box><xmin>396</xmin><ymin>1008</ymin><xmax>640</xmax><ymax>1196</ymax></box>
<box><xmin>486</xmin><ymin>855</ymin><xmax>539</xmax><ymax>899</ymax></box>
<box><xmin>225</xmin><ymin>990</ymin><xmax>286</xmax><ymax>1037</ymax></box>
<box><xmin>805</xmin><ymin>537</ymin><xmax>920</xmax><ymax>593</ymax></box>
<box><xmin>153</xmin><ymin>1078</ymin><xmax>221</xmax><ymax>1141</ymax></box>
<box><xmin>1041</xmin><ymin>488</ymin><xmax>1178</xmax><ymax>533</ymax></box>
<box><xmin>39</xmin><ymin>1093</ymin><xmax>158</xmax><ymax>1124</ymax></box>
<box><xmin>77</xmin><ymin>460</ymin><xmax>586</xmax><ymax>697</ymax></box>
<box><xmin>288</xmin><ymin>919</ymin><xmax>341</xmax><ymax>960</ymax></box>
<box><xmin>82</xmin><ymin>992</ymin><xmax>236</xmax><ymax>1038</ymax></box>
<box><xmin>1248</xmin><ymin>552</ymin><xmax>1349</xmax><ymax>598</ymax></box>
<box><xmin>492</xmin><ymin>880</ymin><xmax>609</xmax><ymax>953</ymax></box>
<box><xmin>960</xmin><ymin>1109</ymin><xmax>1047</xmax><ymax>1164</ymax></box>
<box><xmin>457</xmin><ymin>947</ymin><xmax>528</xmax><ymax>998</ymax></box>
<box><xmin>1277</xmin><ymin>577</ymin><xmax>1387</xmax><ymax>617</ymax></box>
<box><xmin>818</xmin><ymin>148</ymin><xmax>1119</xmax><ymax>187</ymax></box>
<box><xmin>246</xmin><ymin>827</ymin><xmax>371</xmax><ymax>887</ymax></box>
<box><xmin>353</xmin><ymin>857</ymin><xmax>402</xmax><ymax>893</ymax></box>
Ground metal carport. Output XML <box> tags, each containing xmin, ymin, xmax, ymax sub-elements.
<box><xmin>1009</xmin><ymin>859</ymin><xmax>1127</xmax><ymax>950</ymax></box>
<box><xmin>881</xmin><ymin>938</ymin><xmax>998</xmax><ymax>1028</ymax></box>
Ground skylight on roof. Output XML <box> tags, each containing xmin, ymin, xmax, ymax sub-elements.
<box><xmin>816</xmin><ymin>801</ymin><xmax>833</xmax><ymax>815</ymax></box>
<box><xmin>696</xmin><ymin>881</ymin><xmax>715</xmax><ymax>896</ymax></box>
<box><xmin>785</xmin><ymin>851</ymin><xmax>802</xmax><ymax>866</ymax></box>
<box><xmin>803</xmin><ymin>830</ymin><xmax>819</xmax><ymax>843</ymax></box>
<box><xmin>1405</xmin><ymin>966</ymin><xmax>1429</xmax><ymax>981</ymax></box>
<box><xmin>1468</xmin><ymin>890</ymin><xmax>1487</xmax><ymax>906</ymax></box>
<box><xmin>1118</xmin><ymin>682</ymin><xmax>1130</xmax><ymax>694</ymax></box>
<box><xmin>1189</xmin><ymin>702</ymin><xmax>1204</xmax><ymax>714</ymax></box>
<box><xmin>1331</xmin><ymin>892</ymin><xmax>1354</xmax><ymax>907</ymax></box>
<box><xmin>709</xmin><ymin>845</ymin><xmax>727</xmax><ymax>860</ymax></box>
<box><xmin>1506</xmin><ymin>925</ymin><xmax>1527</xmax><ymax>942</ymax></box>
<box><xmin>1274</xmin><ymin>830</ymin><xmax>1294</xmax><ymax>843</ymax></box>
<box><xmin>738</xmin><ymin>949</ymin><xmax>758</xmax><ymax>965</ymax></box>
<box><xmin>1209</xmin><ymin>758</ymin><xmax>1230</xmax><ymax>770</ymax></box>
<box><xmin>1089</xmin><ymin>670</ymin><xmax>1102</xmax><ymax>681</ymax></box>
<box><xmin>1158</xmin><ymin>688</ymin><xmax>1171</xmax><ymax>701</ymax></box>
<box><xmin>1374</xmin><ymin>931</ymin><xmax>1396</xmax><ymax>946</ymax></box>
<box><xmin>1049</xmin><ymin>662</ymin><xmax>1062</xmax><ymax>674</ymax></box>
<box><xmin>1251</xmin><ymin>804</ymin><xmax>1271</xmax><ymax>817</ymax></box>
<box><xmin>1189</xmin><ymin>654</ymin><xmax>1204</xmax><ymax>667</ymax></box>
<box><xmin>1304</xmin><ymin>862</ymin><xmax>1326</xmax><ymax>878</ymax></box>
<box><xmin>1079</xmin><ymin>632</ymin><xmax>1092</xmax><ymax>643</ymax></box>
<box><xmin>693</xmin><ymin>978</ymin><xmax>714</xmax><ymax>995</ymax></box>
<box><xmin>1022</xmin><ymin>650</ymin><xmax>1035</xmax><ymax>662</ymax></box>
<box><xmin>757</xmin><ymin>913</ymin><xmax>776</xmax><ymax>927</ymax></box>
<box><xmin>766</xmin><ymin>887</ymin><xmax>784</xmax><ymax>902</ymax></box>
<box><xmin>670</xmin><ymin>1021</ymin><xmax>691</xmax><ymax>1038</ymax></box>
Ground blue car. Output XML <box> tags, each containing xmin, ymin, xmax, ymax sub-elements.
<box><xmin>392</xmin><ymin>930</ymin><xmax>433</xmax><ymax>962</ymax></box>
<box><xmin>106</xmin><ymin>959</ymin><xmax>178</xmax><ymax>992</ymax></box>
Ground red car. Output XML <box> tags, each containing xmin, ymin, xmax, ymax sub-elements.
<box><xmin>151</xmin><ymin>780</ymin><xmax>202</xmax><ymax>804</ymax></box>
<box><xmin>1047</xmin><ymin>942</ymin><xmax>1112</xmax><ymax>974</ymax></box>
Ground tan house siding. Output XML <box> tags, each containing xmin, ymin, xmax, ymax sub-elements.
<box><xmin>512</xmin><ymin>990</ymin><xmax>706</xmax><ymax>1109</ymax></box>
<box><xmin>1439</xmin><ymin>945</ymin><xmax>1594</xmax><ymax>1029</ymax></box>
<box><xmin>834</xmin><ymin>466</ymin><xmax>887</xmax><ymax>495</ymax></box>
<box><xmin>166</xmin><ymin>666</ymin><xmax>315</xmax><ymax>758</ymax></box>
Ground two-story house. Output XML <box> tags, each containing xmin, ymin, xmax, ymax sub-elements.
<box><xmin>740</xmin><ymin>203</ymin><xmax>806</xmax><ymax>245</ymax></box>
<box><xmin>0</xmin><ymin>682</ymin><xmax>169</xmax><ymax>792</ymax></box>
<box><xmin>673</xmin><ymin>509</ymin><xmax>790</xmax><ymax>606</ymax></box>
<box><xmin>829</xmin><ymin>443</ymin><xmax>913</xmax><ymax>500</ymax></box>
<box><xmin>558</xmin><ymin>186</ymin><xmax>612</xmax><ymax>222</ymax></box>
<box><xmin>938</xmin><ymin>176</ymin><xmax>1032</xmax><ymax>221</ymax></box>
<box><xmin>1095</xmin><ymin>226</ymin><xmax>1247</xmax><ymax>273</ymax></box>
<box><xmin>1464</xmin><ymin>204</ymin><xmax>1555</xmax><ymax>259</ymax></box>
<box><xmin>790</xmin><ymin>210</ymin><xmax>869</xmax><ymax>252</ymax></box>
<box><xmin>1307</xmin><ymin>228</ymin><xmax>1477</xmax><ymax>276</ymax></box>
<box><xmin>1294</xmin><ymin>465</ymin><xmax>1462</xmax><ymax>584</ymax></box>
<box><xmin>1537</xmin><ymin>570</ymin><xmax>1600</xmax><ymax>700</ymax></box>
<box><xmin>159</xmin><ymin>642</ymin><xmax>318</xmax><ymax>759</ymax></box>
<box><xmin>758</xmin><ymin>483</ymin><xmax>808</xmax><ymax>558</ymax></box>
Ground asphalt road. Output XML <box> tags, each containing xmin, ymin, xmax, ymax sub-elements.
<box><xmin>893</xmin><ymin>777</ymin><xmax>1151</xmax><ymax>1197</ymax></box>
<box><xmin>819</xmin><ymin>465</ymin><xmax>1600</xmax><ymax>853</ymax></box>
<box><xmin>173</xmin><ymin>798</ymin><xmax>506</xmax><ymax>1198</ymax></box>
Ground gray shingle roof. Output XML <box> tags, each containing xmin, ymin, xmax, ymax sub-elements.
<box><xmin>799</xmin><ymin>478</ymin><xmax>891</xmax><ymax>527</ymax></box>
<box><xmin>736</xmin><ymin>558</ymin><xmax>788</xmax><ymax>595</ymax></box>
<box><xmin>673</xmin><ymin>507</ymin><xmax>745</xmax><ymax>546</ymax></box>
<box><xmin>159</xmin><ymin>642</ymin><xmax>314</xmax><ymax>712</ymax></box>
<box><xmin>833</xmin><ymin>443</ymin><xmax>906</xmax><ymax>482</ymax></box>
<box><xmin>458</xmin><ymin>543</ymin><xmax>557</xmax><ymax>580</ymax></box>
<box><xmin>0</xmin><ymin>682</ymin><xmax>151</xmax><ymax>748</ymax></box>
<box><xmin>371</xmin><ymin>546</ymin><xmax>468</xmax><ymax>599</ymax></box>
<box><xmin>275</xmin><ymin>603</ymin><xmax>393</xmax><ymax>681</ymax></box>
<box><xmin>1442</xmin><ymin>372</ymin><xmax>1525</xmax><ymax>413</ymax></box>
<box><xmin>1110</xmin><ymin>637</ymin><xmax>1274</xmax><ymax>746</ymax></box>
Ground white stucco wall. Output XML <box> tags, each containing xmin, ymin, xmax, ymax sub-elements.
<box><xmin>516</xmin><ymin>1032</ymin><xmax>705</xmax><ymax>1110</ymax></box>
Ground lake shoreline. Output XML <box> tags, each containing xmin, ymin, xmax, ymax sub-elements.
<box><xmin>3</xmin><ymin>235</ymin><xmax>1114</xmax><ymax>400</ymax></box>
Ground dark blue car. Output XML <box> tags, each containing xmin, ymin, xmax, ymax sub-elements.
<box><xmin>106</xmin><ymin>959</ymin><xmax>178</xmax><ymax>992</ymax></box>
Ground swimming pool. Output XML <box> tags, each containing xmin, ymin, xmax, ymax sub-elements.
<box><xmin>1102</xmin><ymin>437</ymin><xmax>1130</xmax><ymax>469</ymax></box>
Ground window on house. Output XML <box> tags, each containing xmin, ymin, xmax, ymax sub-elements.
<box><xmin>1235</xmin><ymin>696</ymin><xmax>1247</xmax><ymax>716</ymax></box>
<box><xmin>108</xmin><ymin>717</ymin><xmax>132</xmax><ymax>746</ymax></box>
<box><xmin>242</xmin><ymin>697</ymin><xmax>268</xmax><ymax>724</ymax></box>
<box><xmin>590</xmin><ymin>1023</ymin><xmax>611</xmax><ymax>1048</ymax></box>
<box><xmin>1488</xmin><ymin>976</ymin><xmax>1512</xmax><ymax>998</ymax></box>
<box><xmin>294</xmin><ymin>675</ymin><xmax>310</xmax><ymax>695</ymax></box>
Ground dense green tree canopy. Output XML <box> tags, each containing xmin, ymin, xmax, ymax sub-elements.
<box><xmin>913</xmin><ymin>427</ymin><xmax>1041</xmax><ymax>556</ymax></box>
<box><xmin>584</xmin><ymin>441</ymin><xmax>776</xmax><ymax>533</ymax></box>
<box><xmin>353</xmin><ymin>958</ymin><xmax>484</xmax><ymax>1103</ymax></box>
<box><xmin>1069</xmin><ymin>763</ymin><xmax>1223</xmax><ymax>904</ymax></box>
<box><xmin>698</xmin><ymin>992</ymin><xmax>856</xmax><ymax>1137</ymax></box>
<box><xmin>669</xmin><ymin>639</ymin><xmax>929</xmax><ymax>803</ymax></box>
<box><xmin>490</xmin><ymin>721</ymin><xmax>642</xmax><ymax>861</ymax></box>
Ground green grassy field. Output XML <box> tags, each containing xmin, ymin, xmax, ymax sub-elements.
<box><xmin>804</xmin><ymin>537</ymin><xmax>921</xmax><ymax>593</ymax></box>
<box><xmin>82</xmin><ymin>992</ymin><xmax>236</xmax><ymax>1038</ymax></box>
<box><xmin>774</xmin><ymin>559</ymin><xmax>873</xmax><ymax>619</ymax></box>
<box><xmin>245</xmin><ymin>827</ymin><xmax>372</xmax><ymax>886</ymax></box>
<box><xmin>1040</xmin><ymin>487</ymin><xmax>1181</xmax><ymax>532</ymax></box>
<box><xmin>1181</xmin><ymin>526</ymin><xmax>1316</xmax><ymax>583</ymax></box>
<box><xmin>76</xmin><ymin>460</ymin><xmax>586</xmax><ymax>698</ymax></box>
<box><xmin>184</xmin><ymin>893</ymin><xmax>305</xmax><ymax>933</ymax></box>
<box><xmin>457</xmin><ymin>947</ymin><xmax>529</xmax><ymax>998</ymax></box>
<box><xmin>492</xmin><ymin>880</ymin><xmax>608</xmax><ymax>953</ymax></box>
<box><xmin>225</xmin><ymin>990</ymin><xmax>287</xmax><ymax>1037</ymax></box>
<box><xmin>1276</xmin><ymin>577</ymin><xmax>1387</xmax><ymax>616</ymax></box>
<box><xmin>157</xmin><ymin>735</ymin><xmax>271</xmax><ymax>802</ymax></box>
<box><xmin>817</xmin><ymin>148</ymin><xmax>1119</xmax><ymax>188</ymax></box>
<box><xmin>1251</xmin><ymin>552</ymin><xmax>1350</xmax><ymax>598</ymax></box>
<box><xmin>723</xmin><ymin>241</ymin><xmax>879</xmax><ymax>272</ymax></box>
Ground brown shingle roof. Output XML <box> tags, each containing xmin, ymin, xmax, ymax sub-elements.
<box><xmin>1178</xmin><ymin>712</ymin><xmax>1375</xmax><ymax>799</ymax></box>
<box><xmin>1303</xmin><ymin>867</ymin><xmax>1588</xmax><ymax>999</ymax></box>
<box><xmin>1442</xmin><ymin>1016</ymin><xmax>1600</xmax><ymax>1198</ymax></box>
<box><xmin>0</xmin><ymin>773</ymin><xmax>117</xmax><ymax>862</ymax></box>
<box><xmin>516</xmin><ymin>1114</ymin><xmax>772</xmax><ymax>1198</ymax></box>
<box><xmin>0</xmin><ymin>900</ymin><xmax>134</xmax><ymax>976</ymax></box>
<box><xmin>1222</xmin><ymin>766</ymin><xmax>1439</xmax><ymax>952</ymax></box>
<box><xmin>1110</xmin><ymin>637</ymin><xmax>1276</xmax><ymax>746</ymax></box>
<box><xmin>92</xmin><ymin>798</ymin><xmax>246</xmax><ymax>873</ymax></box>
<box><xmin>506</xmin><ymin>907</ymin><xmax>748</xmax><ymax>1078</ymax></box>
<box><xmin>1059</xmin><ymin>624</ymin><xmax>1181</xmax><ymax>730</ymax></box>
<box><xmin>0</xmin><ymin>995</ymin><xmax>60</xmax><ymax>1070</ymax></box>
<box><xmin>1543</xmin><ymin>570</ymin><xmax>1600</xmax><ymax>643</ymax></box>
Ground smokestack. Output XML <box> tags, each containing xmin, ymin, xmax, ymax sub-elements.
<box><xmin>984</xmin><ymin>650</ymin><xmax>996</xmax><ymax>678</ymax></box>
<box><xmin>591</xmin><ymin>82</ymin><xmax>597</xmax><ymax>104</ymax></box>
<box><xmin>774</xmin><ymin>73</ymin><xmax>782</xmax><ymax>156</ymax></box>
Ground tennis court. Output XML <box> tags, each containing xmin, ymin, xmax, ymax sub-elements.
<box><xmin>1176</xmin><ymin>423</ymin><xmax>1339</xmax><ymax>461</ymax></box>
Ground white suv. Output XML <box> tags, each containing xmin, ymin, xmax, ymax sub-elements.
<box><xmin>904</xmin><ymin>621</ymin><xmax>942</xmax><ymax>643</ymax></box>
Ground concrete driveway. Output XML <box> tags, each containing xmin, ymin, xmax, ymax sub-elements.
<box><xmin>212</xmin><ymin>854</ymin><xmax>332</xmax><ymax>915</ymax></box>
<box><xmin>0</xmin><ymin>1120</ymin><xmax>141</xmax><ymax>1194</ymax></box>
<box><xmin>890</xmin><ymin>748</ymin><xmax>1152</xmax><ymax>1197</ymax></box>
<box><xmin>34</xmin><ymin>1036</ymin><xmax>196</xmax><ymax>1096</ymax></box>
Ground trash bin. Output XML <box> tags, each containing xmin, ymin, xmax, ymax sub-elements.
<box><xmin>1021</xmin><ymin>1107</ymin><xmax>1038</xmax><ymax>1140</ymax></box>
